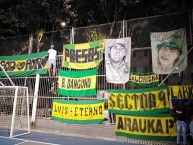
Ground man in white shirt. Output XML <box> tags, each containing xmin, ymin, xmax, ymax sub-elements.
<box><xmin>48</xmin><ymin>45</ymin><xmax>57</xmax><ymax>77</ymax></box>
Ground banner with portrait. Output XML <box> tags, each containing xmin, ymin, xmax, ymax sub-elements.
<box><xmin>52</xmin><ymin>99</ymin><xmax>104</xmax><ymax>124</ymax></box>
<box><xmin>62</xmin><ymin>40</ymin><xmax>104</xmax><ymax>69</ymax></box>
<box><xmin>129</xmin><ymin>72</ymin><xmax>159</xmax><ymax>87</ymax></box>
<box><xmin>150</xmin><ymin>28</ymin><xmax>187</xmax><ymax>74</ymax></box>
<box><xmin>105</xmin><ymin>38</ymin><xmax>131</xmax><ymax>84</ymax></box>
<box><xmin>58</xmin><ymin>69</ymin><xmax>97</xmax><ymax>97</ymax></box>
<box><xmin>107</xmin><ymin>86</ymin><xmax>170</xmax><ymax>115</ymax></box>
<box><xmin>116</xmin><ymin>114</ymin><xmax>176</xmax><ymax>141</ymax></box>
<box><xmin>0</xmin><ymin>51</ymin><xmax>48</xmax><ymax>77</ymax></box>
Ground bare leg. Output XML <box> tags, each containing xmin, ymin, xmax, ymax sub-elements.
<box><xmin>48</xmin><ymin>68</ymin><xmax>51</xmax><ymax>77</ymax></box>
<box><xmin>52</xmin><ymin>68</ymin><xmax>56</xmax><ymax>77</ymax></box>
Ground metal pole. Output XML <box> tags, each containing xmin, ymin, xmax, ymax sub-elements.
<box><xmin>0</xmin><ymin>64</ymin><xmax>15</xmax><ymax>86</ymax></box>
<box><xmin>122</xmin><ymin>20</ymin><xmax>126</xmax><ymax>90</ymax></box>
<box><xmin>31</xmin><ymin>74</ymin><xmax>40</xmax><ymax>125</ymax></box>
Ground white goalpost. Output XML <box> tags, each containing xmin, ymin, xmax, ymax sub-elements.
<box><xmin>0</xmin><ymin>86</ymin><xmax>30</xmax><ymax>138</ymax></box>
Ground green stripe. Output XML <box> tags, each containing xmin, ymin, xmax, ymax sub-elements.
<box><xmin>116</xmin><ymin>132</ymin><xmax>175</xmax><ymax>141</ymax></box>
<box><xmin>89</xmin><ymin>40</ymin><xmax>101</xmax><ymax>48</ymax></box>
<box><xmin>130</xmin><ymin>72</ymin><xmax>158</xmax><ymax>76</ymax></box>
<box><xmin>58</xmin><ymin>88</ymin><xmax>96</xmax><ymax>97</ymax></box>
<box><xmin>0</xmin><ymin>69</ymin><xmax>47</xmax><ymax>77</ymax></box>
<box><xmin>129</xmin><ymin>81</ymin><xmax>159</xmax><ymax>87</ymax></box>
<box><xmin>109</xmin><ymin>109</ymin><xmax>171</xmax><ymax>117</ymax></box>
<box><xmin>53</xmin><ymin>99</ymin><xmax>103</xmax><ymax>105</ymax></box>
<box><xmin>52</xmin><ymin>116</ymin><xmax>104</xmax><ymax>124</ymax></box>
<box><xmin>59</xmin><ymin>68</ymin><xmax>96</xmax><ymax>78</ymax></box>
<box><xmin>107</xmin><ymin>86</ymin><xmax>167</xmax><ymax>93</ymax></box>
<box><xmin>64</xmin><ymin>44</ymin><xmax>76</xmax><ymax>50</ymax></box>
<box><xmin>0</xmin><ymin>51</ymin><xmax>48</xmax><ymax>60</ymax></box>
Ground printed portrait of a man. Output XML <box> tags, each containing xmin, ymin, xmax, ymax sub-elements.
<box><xmin>105</xmin><ymin>38</ymin><xmax>131</xmax><ymax>84</ymax></box>
<box><xmin>151</xmin><ymin>29</ymin><xmax>187</xmax><ymax>74</ymax></box>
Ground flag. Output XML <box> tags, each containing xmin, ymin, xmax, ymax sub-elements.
<box><xmin>62</xmin><ymin>40</ymin><xmax>104</xmax><ymax>69</ymax></box>
<box><xmin>58</xmin><ymin>69</ymin><xmax>97</xmax><ymax>97</ymax></box>
<box><xmin>0</xmin><ymin>51</ymin><xmax>48</xmax><ymax>77</ymax></box>
<box><xmin>52</xmin><ymin>99</ymin><xmax>104</xmax><ymax>124</ymax></box>
<box><xmin>150</xmin><ymin>28</ymin><xmax>187</xmax><ymax>74</ymax></box>
<box><xmin>105</xmin><ymin>38</ymin><xmax>131</xmax><ymax>84</ymax></box>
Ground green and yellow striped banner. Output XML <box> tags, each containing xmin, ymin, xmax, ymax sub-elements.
<box><xmin>129</xmin><ymin>72</ymin><xmax>159</xmax><ymax>87</ymax></box>
<box><xmin>116</xmin><ymin>114</ymin><xmax>176</xmax><ymax>141</ymax></box>
<box><xmin>58</xmin><ymin>69</ymin><xmax>97</xmax><ymax>97</ymax></box>
<box><xmin>107</xmin><ymin>86</ymin><xmax>170</xmax><ymax>115</ymax></box>
<box><xmin>168</xmin><ymin>85</ymin><xmax>193</xmax><ymax>99</ymax></box>
<box><xmin>62</xmin><ymin>40</ymin><xmax>104</xmax><ymax>69</ymax></box>
<box><xmin>0</xmin><ymin>51</ymin><xmax>48</xmax><ymax>77</ymax></box>
<box><xmin>52</xmin><ymin>99</ymin><xmax>104</xmax><ymax>124</ymax></box>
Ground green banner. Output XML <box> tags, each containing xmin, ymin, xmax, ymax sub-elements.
<box><xmin>116</xmin><ymin>114</ymin><xmax>176</xmax><ymax>141</ymax></box>
<box><xmin>129</xmin><ymin>72</ymin><xmax>159</xmax><ymax>87</ymax></box>
<box><xmin>58</xmin><ymin>69</ymin><xmax>97</xmax><ymax>97</ymax></box>
<box><xmin>107</xmin><ymin>86</ymin><xmax>170</xmax><ymax>115</ymax></box>
<box><xmin>62</xmin><ymin>40</ymin><xmax>104</xmax><ymax>69</ymax></box>
<box><xmin>52</xmin><ymin>99</ymin><xmax>104</xmax><ymax>124</ymax></box>
<box><xmin>0</xmin><ymin>51</ymin><xmax>48</xmax><ymax>77</ymax></box>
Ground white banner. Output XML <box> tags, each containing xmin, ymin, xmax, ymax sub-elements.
<box><xmin>105</xmin><ymin>38</ymin><xmax>131</xmax><ymax>84</ymax></box>
<box><xmin>150</xmin><ymin>28</ymin><xmax>187</xmax><ymax>74</ymax></box>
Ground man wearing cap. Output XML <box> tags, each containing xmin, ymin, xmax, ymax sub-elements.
<box><xmin>156</xmin><ymin>35</ymin><xmax>183</xmax><ymax>73</ymax></box>
<box><xmin>48</xmin><ymin>44</ymin><xmax>57</xmax><ymax>77</ymax></box>
<box><xmin>105</xmin><ymin>39</ymin><xmax>130</xmax><ymax>84</ymax></box>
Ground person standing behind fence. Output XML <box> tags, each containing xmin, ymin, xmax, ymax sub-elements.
<box><xmin>48</xmin><ymin>45</ymin><xmax>57</xmax><ymax>77</ymax></box>
<box><xmin>172</xmin><ymin>104</ymin><xmax>188</xmax><ymax>145</ymax></box>
<box><xmin>189</xmin><ymin>113</ymin><xmax>193</xmax><ymax>144</ymax></box>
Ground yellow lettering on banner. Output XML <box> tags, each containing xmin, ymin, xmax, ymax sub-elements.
<box><xmin>108</xmin><ymin>89</ymin><xmax>169</xmax><ymax>111</ymax></box>
<box><xmin>52</xmin><ymin>102</ymin><xmax>104</xmax><ymax>120</ymax></box>
<box><xmin>0</xmin><ymin>57</ymin><xmax>48</xmax><ymax>72</ymax></box>
<box><xmin>129</xmin><ymin>74</ymin><xmax>159</xmax><ymax>84</ymax></box>
<box><xmin>58</xmin><ymin>76</ymin><xmax>96</xmax><ymax>90</ymax></box>
<box><xmin>168</xmin><ymin>85</ymin><xmax>193</xmax><ymax>99</ymax></box>
<box><xmin>116</xmin><ymin>115</ymin><xmax>176</xmax><ymax>136</ymax></box>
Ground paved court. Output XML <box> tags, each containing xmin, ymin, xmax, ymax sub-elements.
<box><xmin>0</xmin><ymin>131</ymin><xmax>143</xmax><ymax>145</ymax></box>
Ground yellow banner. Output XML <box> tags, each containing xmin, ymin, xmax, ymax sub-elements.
<box><xmin>168</xmin><ymin>85</ymin><xmax>193</xmax><ymax>99</ymax></box>
<box><xmin>52</xmin><ymin>100</ymin><xmax>104</xmax><ymax>124</ymax></box>
<box><xmin>108</xmin><ymin>86</ymin><xmax>170</xmax><ymax>115</ymax></box>
<box><xmin>116</xmin><ymin>114</ymin><xmax>176</xmax><ymax>137</ymax></box>
<box><xmin>58</xmin><ymin>76</ymin><xmax>96</xmax><ymax>90</ymax></box>
<box><xmin>62</xmin><ymin>40</ymin><xmax>104</xmax><ymax>69</ymax></box>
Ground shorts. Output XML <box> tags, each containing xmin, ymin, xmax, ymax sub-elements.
<box><xmin>190</xmin><ymin>121</ymin><xmax>193</xmax><ymax>136</ymax></box>
<box><xmin>48</xmin><ymin>59</ymin><xmax>56</xmax><ymax>69</ymax></box>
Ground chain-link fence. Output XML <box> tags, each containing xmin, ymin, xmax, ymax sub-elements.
<box><xmin>0</xmin><ymin>10</ymin><xmax>192</xmax><ymax>144</ymax></box>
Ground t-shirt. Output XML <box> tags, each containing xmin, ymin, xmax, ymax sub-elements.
<box><xmin>174</xmin><ymin>105</ymin><xmax>186</xmax><ymax>121</ymax></box>
<box><xmin>48</xmin><ymin>48</ymin><xmax>57</xmax><ymax>59</ymax></box>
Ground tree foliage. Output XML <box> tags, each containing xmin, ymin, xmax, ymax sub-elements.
<box><xmin>0</xmin><ymin>0</ymin><xmax>191</xmax><ymax>38</ymax></box>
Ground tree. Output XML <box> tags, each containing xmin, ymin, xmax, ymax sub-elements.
<box><xmin>0</xmin><ymin>0</ymin><xmax>191</xmax><ymax>38</ymax></box>
<box><xmin>0</xmin><ymin>0</ymin><xmax>70</xmax><ymax>37</ymax></box>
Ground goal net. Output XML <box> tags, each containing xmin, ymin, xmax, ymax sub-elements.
<box><xmin>0</xmin><ymin>86</ymin><xmax>30</xmax><ymax>137</ymax></box>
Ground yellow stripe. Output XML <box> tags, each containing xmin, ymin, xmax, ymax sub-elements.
<box><xmin>52</xmin><ymin>102</ymin><xmax>104</xmax><ymax>120</ymax></box>
<box><xmin>108</xmin><ymin>89</ymin><xmax>169</xmax><ymax>111</ymax></box>
<box><xmin>58</xmin><ymin>76</ymin><xmax>96</xmax><ymax>90</ymax></box>
<box><xmin>116</xmin><ymin>114</ymin><xmax>176</xmax><ymax>136</ymax></box>
<box><xmin>75</xmin><ymin>43</ymin><xmax>90</xmax><ymax>50</ymax></box>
